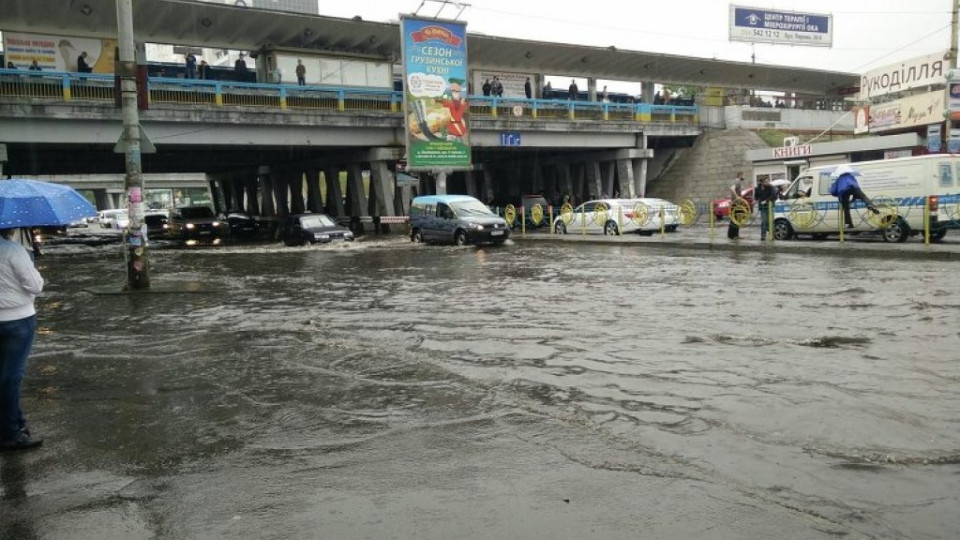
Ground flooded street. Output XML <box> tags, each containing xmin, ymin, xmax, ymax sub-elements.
<box><xmin>3</xmin><ymin>238</ymin><xmax>960</xmax><ymax>539</ymax></box>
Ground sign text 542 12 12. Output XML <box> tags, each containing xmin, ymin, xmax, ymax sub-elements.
<box><xmin>728</xmin><ymin>5</ymin><xmax>832</xmax><ymax>48</ymax></box>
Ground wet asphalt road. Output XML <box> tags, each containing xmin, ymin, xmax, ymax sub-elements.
<box><xmin>2</xmin><ymin>235</ymin><xmax>959</xmax><ymax>539</ymax></box>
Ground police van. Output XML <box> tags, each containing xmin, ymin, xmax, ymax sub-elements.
<box><xmin>409</xmin><ymin>195</ymin><xmax>510</xmax><ymax>246</ymax></box>
<box><xmin>773</xmin><ymin>155</ymin><xmax>960</xmax><ymax>242</ymax></box>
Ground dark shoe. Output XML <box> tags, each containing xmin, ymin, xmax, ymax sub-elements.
<box><xmin>0</xmin><ymin>434</ymin><xmax>43</xmax><ymax>451</ymax></box>
<box><xmin>868</xmin><ymin>206</ymin><xmax>880</xmax><ymax>215</ymax></box>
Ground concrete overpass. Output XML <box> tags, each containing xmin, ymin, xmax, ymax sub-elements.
<box><xmin>1</xmin><ymin>0</ymin><xmax>858</xmax><ymax>218</ymax></box>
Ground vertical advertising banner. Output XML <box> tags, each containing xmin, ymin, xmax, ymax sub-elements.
<box><xmin>401</xmin><ymin>16</ymin><xmax>471</xmax><ymax>170</ymax></box>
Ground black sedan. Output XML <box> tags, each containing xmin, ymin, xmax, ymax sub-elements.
<box><xmin>278</xmin><ymin>214</ymin><xmax>355</xmax><ymax>246</ymax></box>
<box><xmin>168</xmin><ymin>206</ymin><xmax>229</xmax><ymax>246</ymax></box>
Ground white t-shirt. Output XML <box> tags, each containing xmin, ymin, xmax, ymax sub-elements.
<box><xmin>0</xmin><ymin>237</ymin><xmax>44</xmax><ymax>321</ymax></box>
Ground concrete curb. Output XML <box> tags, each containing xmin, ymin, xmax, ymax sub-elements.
<box><xmin>514</xmin><ymin>233</ymin><xmax>960</xmax><ymax>261</ymax></box>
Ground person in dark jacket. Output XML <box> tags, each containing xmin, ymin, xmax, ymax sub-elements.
<box><xmin>829</xmin><ymin>164</ymin><xmax>878</xmax><ymax>228</ymax></box>
<box><xmin>77</xmin><ymin>51</ymin><xmax>92</xmax><ymax>73</ymax></box>
<box><xmin>754</xmin><ymin>176</ymin><xmax>778</xmax><ymax>241</ymax></box>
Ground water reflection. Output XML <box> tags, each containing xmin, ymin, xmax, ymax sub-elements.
<box><xmin>12</xmin><ymin>239</ymin><xmax>960</xmax><ymax>538</ymax></box>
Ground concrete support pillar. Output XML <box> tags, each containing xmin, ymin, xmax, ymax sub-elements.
<box><xmin>585</xmin><ymin>161</ymin><xmax>603</xmax><ymax>199</ymax></box>
<box><xmin>464</xmin><ymin>170</ymin><xmax>477</xmax><ymax>198</ymax></box>
<box><xmin>574</xmin><ymin>163</ymin><xmax>587</xmax><ymax>199</ymax></box>
<box><xmin>210</xmin><ymin>178</ymin><xmax>226</xmax><ymax>214</ymax></box>
<box><xmin>244</xmin><ymin>174</ymin><xmax>260</xmax><ymax>215</ymax></box>
<box><xmin>369</xmin><ymin>160</ymin><xmax>396</xmax><ymax>216</ymax></box>
<box><xmin>323</xmin><ymin>167</ymin><xmax>346</xmax><ymax>217</ymax></box>
<box><xmin>558</xmin><ymin>164</ymin><xmax>573</xmax><ymax>200</ymax></box>
<box><xmin>642</xmin><ymin>81</ymin><xmax>655</xmax><ymax>103</ymax></box>
<box><xmin>271</xmin><ymin>169</ymin><xmax>288</xmax><ymax>216</ymax></box>
<box><xmin>434</xmin><ymin>171</ymin><xmax>448</xmax><ymax>195</ymax></box>
<box><xmin>258</xmin><ymin>166</ymin><xmax>275</xmax><ymax>217</ymax></box>
<box><xmin>305</xmin><ymin>169</ymin><xmax>322</xmax><ymax>213</ymax></box>
<box><xmin>603</xmin><ymin>161</ymin><xmax>616</xmax><ymax>198</ymax></box>
<box><xmin>587</xmin><ymin>77</ymin><xmax>597</xmax><ymax>102</ymax></box>
<box><xmin>288</xmin><ymin>170</ymin><xmax>305</xmax><ymax>215</ymax></box>
<box><xmin>617</xmin><ymin>159</ymin><xmax>636</xmax><ymax>198</ymax></box>
<box><xmin>346</xmin><ymin>164</ymin><xmax>366</xmax><ymax>216</ymax></box>
<box><xmin>633</xmin><ymin>159</ymin><xmax>648</xmax><ymax>198</ymax></box>
<box><xmin>94</xmin><ymin>189</ymin><xmax>112</xmax><ymax>210</ymax></box>
<box><xmin>480</xmin><ymin>170</ymin><xmax>494</xmax><ymax>203</ymax></box>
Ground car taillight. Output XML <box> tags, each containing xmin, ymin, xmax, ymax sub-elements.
<box><xmin>928</xmin><ymin>195</ymin><xmax>939</xmax><ymax>213</ymax></box>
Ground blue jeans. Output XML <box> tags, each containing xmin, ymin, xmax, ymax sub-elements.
<box><xmin>758</xmin><ymin>203</ymin><xmax>773</xmax><ymax>239</ymax></box>
<box><xmin>0</xmin><ymin>315</ymin><xmax>36</xmax><ymax>441</ymax></box>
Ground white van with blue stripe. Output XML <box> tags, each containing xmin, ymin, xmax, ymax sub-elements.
<box><xmin>772</xmin><ymin>155</ymin><xmax>960</xmax><ymax>243</ymax></box>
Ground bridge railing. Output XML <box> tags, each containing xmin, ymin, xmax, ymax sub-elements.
<box><xmin>0</xmin><ymin>69</ymin><xmax>697</xmax><ymax>124</ymax></box>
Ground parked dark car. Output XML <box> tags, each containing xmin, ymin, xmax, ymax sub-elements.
<box><xmin>168</xmin><ymin>206</ymin><xmax>228</xmax><ymax>245</ymax></box>
<box><xmin>278</xmin><ymin>213</ymin><xmax>354</xmax><ymax>246</ymax></box>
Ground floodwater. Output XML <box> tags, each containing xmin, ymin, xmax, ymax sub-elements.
<box><xmin>3</xmin><ymin>237</ymin><xmax>960</xmax><ymax>539</ymax></box>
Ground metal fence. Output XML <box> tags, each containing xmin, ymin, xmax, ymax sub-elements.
<box><xmin>0</xmin><ymin>69</ymin><xmax>698</xmax><ymax>125</ymax></box>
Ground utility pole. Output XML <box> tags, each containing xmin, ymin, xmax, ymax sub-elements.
<box><xmin>117</xmin><ymin>0</ymin><xmax>150</xmax><ymax>289</ymax></box>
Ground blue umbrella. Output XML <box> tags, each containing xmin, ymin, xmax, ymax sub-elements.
<box><xmin>0</xmin><ymin>179</ymin><xmax>97</xmax><ymax>228</ymax></box>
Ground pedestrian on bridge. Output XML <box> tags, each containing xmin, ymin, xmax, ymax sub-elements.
<box><xmin>184</xmin><ymin>53</ymin><xmax>197</xmax><ymax>79</ymax></box>
<box><xmin>296</xmin><ymin>60</ymin><xmax>306</xmax><ymax>86</ymax></box>
<box><xmin>482</xmin><ymin>79</ymin><xmax>491</xmax><ymax>96</ymax></box>
<box><xmin>568</xmin><ymin>80</ymin><xmax>579</xmax><ymax>101</ymax></box>
<box><xmin>525</xmin><ymin>78</ymin><xmax>532</xmax><ymax>99</ymax></box>
<box><xmin>234</xmin><ymin>53</ymin><xmax>248</xmax><ymax>80</ymax></box>
<box><xmin>76</xmin><ymin>51</ymin><xmax>92</xmax><ymax>73</ymax></box>
<box><xmin>0</xmin><ymin>228</ymin><xmax>45</xmax><ymax>451</ymax></box>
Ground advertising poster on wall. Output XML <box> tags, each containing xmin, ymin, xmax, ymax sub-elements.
<box><xmin>400</xmin><ymin>16</ymin><xmax>471</xmax><ymax>171</ymax></box>
<box><xmin>3</xmin><ymin>32</ymin><xmax>117</xmax><ymax>73</ymax></box>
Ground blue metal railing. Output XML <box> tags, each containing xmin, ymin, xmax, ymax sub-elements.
<box><xmin>0</xmin><ymin>68</ymin><xmax>698</xmax><ymax>124</ymax></box>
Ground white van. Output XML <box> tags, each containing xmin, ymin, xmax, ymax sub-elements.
<box><xmin>773</xmin><ymin>155</ymin><xmax>960</xmax><ymax>242</ymax></box>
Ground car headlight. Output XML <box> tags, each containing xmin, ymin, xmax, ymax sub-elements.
<box><xmin>474</xmin><ymin>224</ymin><xmax>484</xmax><ymax>231</ymax></box>
<box><xmin>344</xmin><ymin>232</ymin><xmax>354</xmax><ymax>239</ymax></box>
<box><xmin>212</xmin><ymin>221</ymin><xmax>221</xmax><ymax>227</ymax></box>
<box><xmin>186</xmin><ymin>223</ymin><xmax>195</xmax><ymax>229</ymax></box>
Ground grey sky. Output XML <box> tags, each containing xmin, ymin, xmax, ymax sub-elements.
<box><xmin>318</xmin><ymin>0</ymin><xmax>951</xmax><ymax>75</ymax></box>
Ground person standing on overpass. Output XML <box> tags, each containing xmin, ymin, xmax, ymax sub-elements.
<box><xmin>568</xmin><ymin>79</ymin><xmax>579</xmax><ymax>101</ymax></box>
<box><xmin>295</xmin><ymin>59</ymin><xmax>306</xmax><ymax>86</ymax></box>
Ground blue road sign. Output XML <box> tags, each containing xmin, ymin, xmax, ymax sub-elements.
<box><xmin>500</xmin><ymin>132</ymin><xmax>522</xmax><ymax>146</ymax></box>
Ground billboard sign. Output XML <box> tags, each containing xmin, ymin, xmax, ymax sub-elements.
<box><xmin>869</xmin><ymin>91</ymin><xmax>944</xmax><ymax>133</ymax></box>
<box><xmin>729</xmin><ymin>5</ymin><xmax>832</xmax><ymax>47</ymax></box>
<box><xmin>2</xmin><ymin>32</ymin><xmax>116</xmax><ymax>73</ymax></box>
<box><xmin>400</xmin><ymin>16</ymin><xmax>471</xmax><ymax>171</ymax></box>
<box><xmin>860</xmin><ymin>51</ymin><xmax>947</xmax><ymax>101</ymax></box>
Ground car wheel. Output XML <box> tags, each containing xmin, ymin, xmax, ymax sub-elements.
<box><xmin>883</xmin><ymin>217</ymin><xmax>910</xmax><ymax>243</ymax></box>
<box><xmin>773</xmin><ymin>219</ymin><xmax>795</xmax><ymax>241</ymax></box>
<box><xmin>411</xmin><ymin>228</ymin><xmax>423</xmax><ymax>243</ymax></box>
<box><xmin>930</xmin><ymin>229</ymin><xmax>947</xmax><ymax>242</ymax></box>
<box><xmin>603</xmin><ymin>221</ymin><xmax>619</xmax><ymax>236</ymax></box>
<box><xmin>666</xmin><ymin>225</ymin><xmax>678</xmax><ymax>233</ymax></box>
<box><xmin>554</xmin><ymin>222</ymin><xmax>567</xmax><ymax>235</ymax></box>
<box><xmin>454</xmin><ymin>230</ymin><xmax>468</xmax><ymax>246</ymax></box>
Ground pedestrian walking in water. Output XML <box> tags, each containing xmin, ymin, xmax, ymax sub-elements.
<box><xmin>0</xmin><ymin>228</ymin><xmax>45</xmax><ymax>451</ymax></box>
<box><xmin>727</xmin><ymin>171</ymin><xmax>745</xmax><ymax>240</ymax></box>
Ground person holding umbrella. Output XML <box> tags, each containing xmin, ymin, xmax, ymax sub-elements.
<box><xmin>829</xmin><ymin>164</ymin><xmax>879</xmax><ymax>228</ymax></box>
<box><xmin>0</xmin><ymin>227</ymin><xmax>44</xmax><ymax>450</ymax></box>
